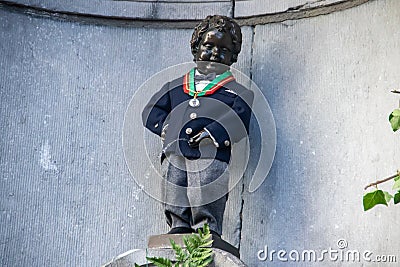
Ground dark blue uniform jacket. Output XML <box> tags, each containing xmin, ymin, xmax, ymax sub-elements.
<box><xmin>142</xmin><ymin>75</ymin><xmax>254</xmax><ymax>164</ymax></box>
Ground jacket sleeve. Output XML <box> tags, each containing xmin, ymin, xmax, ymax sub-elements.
<box><xmin>204</xmin><ymin>89</ymin><xmax>254</xmax><ymax>146</ymax></box>
<box><xmin>142</xmin><ymin>82</ymin><xmax>171</xmax><ymax>136</ymax></box>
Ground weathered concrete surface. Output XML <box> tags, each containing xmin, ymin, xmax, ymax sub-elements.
<box><xmin>0</xmin><ymin>0</ymin><xmax>372</xmax><ymax>28</ymax></box>
<box><xmin>1</xmin><ymin>0</ymin><xmax>400</xmax><ymax>267</ymax></box>
<box><xmin>0</xmin><ymin>9</ymin><xmax>193</xmax><ymax>267</ymax></box>
<box><xmin>240</xmin><ymin>0</ymin><xmax>400</xmax><ymax>266</ymax></box>
<box><xmin>0</xmin><ymin>8</ymin><xmax>251</xmax><ymax>267</ymax></box>
<box><xmin>235</xmin><ymin>0</ymin><xmax>359</xmax><ymax>17</ymax></box>
<box><xmin>148</xmin><ymin>233</ymin><xmax>240</xmax><ymax>258</ymax></box>
<box><xmin>235</xmin><ymin>0</ymin><xmax>371</xmax><ymax>27</ymax></box>
<box><xmin>103</xmin><ymin>248</ymin><xmax>246</xmax><ymax>267</ymax></box>
<box><xmin>1</xmin><ymin>0</ymin><xmax>232</xmax><ymax>20</ymax></box>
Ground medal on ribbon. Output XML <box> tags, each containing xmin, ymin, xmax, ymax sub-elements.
<box><xmin>183</xmin><ymin>68</ymin><xmax>235</xmax><ymax>107</ymax></box>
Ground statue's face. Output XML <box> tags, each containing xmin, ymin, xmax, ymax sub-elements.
<box><xmin>195</xmin><ymin>29</ymin><xmax>234</xmax><ymax>74</ymax></box>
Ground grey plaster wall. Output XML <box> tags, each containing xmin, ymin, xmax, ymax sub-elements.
<box><xmin>0</xmin><ymin>7</ymin><xmax>251</xmax><ymax>266</ymax></box>
<box><xmin>234</xmin><ymin>0</ymin><xmax>344</xmax><ymax>17</ymax></box>
<box><xmin>241</xmin><ymin>0</ymin><xmax>400</xmax><ymax>266</ymax></box>
<box><xmin>1</xmin><ymin>0</ymin><xmax>364</xmax><ymax>21</ymax></box>
<box><xmin>0</xmin><ymin>11</ymin><xmax>193</xmax><ymax>267</ymax></box>
<box><xmin>2</xmin><ymin>0</ymin><xmax>232</xmax><ymax>20</ymax></box>
<box><xmin>1</xmin><ymin>0</ymin><xmax>400</xmax><ymax>267</ymax></box>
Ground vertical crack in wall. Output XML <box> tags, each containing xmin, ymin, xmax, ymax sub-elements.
<box><xmin>237</xmin><ymin>176</ymin><xmax>245</xmax><ymax>252</ymax></box>
<box><xmin>230</xmin><ymin>0</ymin><xmax>235</xmax><ymax>18</ymax></box>
<box><xmin>248</xmin><ymin>25</ymin><xmax>255</xmax><ymax>81</ymax></box>
<box><xmin>150</xmin><ymin>1</ymin><xmax>159</xmax><ymax>19</ymax></box>
<box><xmin>237</xmin><ymin>24</ymin><xmax>256</xmax><ymax>252</ymax></box>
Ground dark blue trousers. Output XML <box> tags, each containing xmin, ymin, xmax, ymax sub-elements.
<box><xmin>162</xmin><ymin>155</ymin><xmax>229</xmax><ymax>236</ymax></box>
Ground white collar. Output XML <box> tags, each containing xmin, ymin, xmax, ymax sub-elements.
<box><xmin>194</xmin><ymin>69</ymin><xmax>221</xmax><ymax>80</ymax></box>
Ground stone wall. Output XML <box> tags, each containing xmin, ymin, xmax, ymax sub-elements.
<box><xmin>1</xmin><ymin>0</ymin><xmax>399</xmax><ymax>266</ymax></box>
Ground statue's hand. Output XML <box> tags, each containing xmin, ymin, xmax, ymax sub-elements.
<box><xmin>161</xmin><ymin>124</ymin><xmax>168</xmax><ymax>143</ymax></box>
<box><xmin>188</xmin><ymin>130</ymin><xmax>210</xmax><ymax>148</ymax></box>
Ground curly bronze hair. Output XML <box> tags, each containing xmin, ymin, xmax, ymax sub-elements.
<box><xmin>190</xmin><ymin>15</ymin><xmax>242</xmax><ymax>64</ymax></box>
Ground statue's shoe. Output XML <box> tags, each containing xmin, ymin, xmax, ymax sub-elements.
<box><xmin>167</xmin><ymin>227</ymin><xmax>195</xmax><ymax>234</ymax></box>
<box><xmin>209</xmin><ymin>230</ymin><xmax>221</xmax><ymax>238</ymax></box>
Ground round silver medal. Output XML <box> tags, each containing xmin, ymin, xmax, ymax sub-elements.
<box><xmin>189</xmin><ymin>98</ymin><xmax>200</xmax><ymax>107</ymax></box>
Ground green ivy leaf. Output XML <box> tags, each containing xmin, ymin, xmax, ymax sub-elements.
<box><xmin>389</xmin><ymin>109</ymin><xmax>400</xmax><ymax>132</ymax></box>
<box><xmin>383</xmin><ymin>191</ymin><xmax>393</xmax><ymax>203</ymax></box>
<box><xmin>363</xmin><ymin>190</ymin><xmax>388</xmax><ymax>211</ymax></box>
<box><xmin>393</xmin><ymin>177</ymin><xmax>400</xmax><ymax>190</ymax></box>
<box><xmin>394</xmin><ymin>175</ymin><xmax>400</xmax><ymax>181</ymax></box>
<box><xmin>394</xmin><ymin>192</ymin><xmax>400</xmax><ymax>205</ymax></box>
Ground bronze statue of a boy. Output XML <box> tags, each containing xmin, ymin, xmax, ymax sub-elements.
<box><xmin>142</xmin><ymin>15</ymin><xmax>253</xmax><ymax>238</ymax></box>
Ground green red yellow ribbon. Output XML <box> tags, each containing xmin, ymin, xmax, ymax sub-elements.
<box><xmin>183</xmin><ymin>68</ymin><xmax>235</xmax><ymax>97</ymax></box>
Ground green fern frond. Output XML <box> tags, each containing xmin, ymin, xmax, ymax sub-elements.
<box><xmin>146</xmin><ymin>256</ymin><xmax>173</xmax><ymax>267</ymax></box>
<box><xmin>183</xmin><ymin>236</ymin><xmax>192</xmax><ymax>254</ymax></box>
<box><xmin>183</xmin><ymin>234</ymin><xmax>201</xmax><ymax>254</ymax></box>
<box><xmin>199</xmin><ymin>240</ymin><xmax>213</xmax><ymax>248</ymax></box>
<box><xmin>197</xmin><ymin>257</ymin><xmax>214</xmax><ymax>267</ymax></box>
<box><xmin>197</xmin><ymin>225</ymin><xmax>212</xmax><ymax>246</ymax></box>
<box><xmin>199</xmin><ymin>224</ymin><xmax>210</xmax><ymax>238</ymax></box>
<box><xmin>170</xmin><ymin>239</ymin><xmax>188</xmax><ymax>262</ymax></box>
<box><xmin>139</xmin><ymin>224</ymin><xmax>214</xmax><ymax>267</ymax></box>
<box><xmin>184</xmin><ymin>224</ymin><xmax>214</xmax><ymax>267</ymax></box>
<box><xmin>191</xmin><ymin>250</ymin><xmax>212</xmax><ymax>259</ymax></box>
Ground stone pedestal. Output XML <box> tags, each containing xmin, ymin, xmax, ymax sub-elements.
<box><xmin>103</xmin><ymin>234</ymin><xmax>246</xmax><ymax>267</ymax></box>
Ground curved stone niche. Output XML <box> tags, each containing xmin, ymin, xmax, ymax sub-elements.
<box><xmin>1</xmin><ymin>0</ymin><xmax>370</xmax><ymax>22</ymax></box>
<box><xmin>235</xmin><ymin>0</ymin><xmax>362</xmax><ymax>17</ymax></box>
